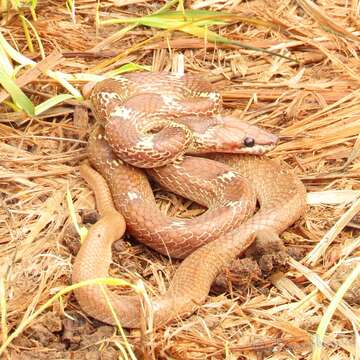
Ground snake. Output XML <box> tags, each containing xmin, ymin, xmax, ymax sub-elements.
<box><xmin>80</xmin><ymin>73</ymin><xmax>278</xmax><ymax>258</ymax></box>
<box><xmin>72</xmin><ymin>72</ymin><xmax>307</xmax><ymax>327</ymax></box>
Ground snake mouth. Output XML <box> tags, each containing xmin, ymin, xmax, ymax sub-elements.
<box><xmin>238</xmin><ymin>143</ymin><xmax>276</xmax><ymax>154</ymax></box>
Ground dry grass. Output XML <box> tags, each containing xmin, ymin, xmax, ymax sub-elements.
<box><xmin>0</xmin><ymin>0</ymin><xmax>360</xmax><ymax>359</ymax></box>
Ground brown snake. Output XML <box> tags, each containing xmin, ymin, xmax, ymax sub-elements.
<box><xmin>73</xmin><ymin>72</ymin><xmax>307</xmax><ymax>328</ymax></box>
<box><xmin>81</xmin><ymin>72</ymin><xmax>278</xmax><ymax>258</ymax></box>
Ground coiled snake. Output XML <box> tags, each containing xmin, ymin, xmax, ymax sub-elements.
<box><xmin>73</xmin><ymin>72</ymin><xmax>306</xmax><ymax>327</ymax></box>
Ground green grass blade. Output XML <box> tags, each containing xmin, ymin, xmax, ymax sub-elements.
<box><xmin>100</xmin><ymin>10</ymin><xmax>296</xmax><ymax>62</ymax></box>
<box><xmin>34</xmin><ymin>94</ymin><xmax>74</xmax><ymax>115</ymax></box>
<box><xmin>0</xmin><ymin>32</ymin><xmax>35</xmax><ymax>66</ymax></box>
<box><xmin>3</xmin><ymin>100</ymin><xmax>21</xmax><ymax>112</ymax></box>
<box><xmin>101</xmin><ymin>10</ymin><xmax>227</xmax><ymax>27</ymax></box>
<box><xmin>107</xmin><ymin>62</ymin><xmax>151</xmax><ymax>77</ymax></box>
<box><xmin>60</xmin><ymin>73</ymin><xmax>104</xmax><ymax>82</ymax></box>
<box><xmin>20</xmin><ymin>15</ymin><xmax>45</xmax><ymax>58</ymax></box>
<box><xmin>19</xmin><ymin>13</ymin><xmax>34</xmax><ymax>53</ymax></box>
<box><xmin>0</xmin><ymin>34</ymin><xmax>83</xmax><ymax>97</ymax></box>
<box><xmin>0</xmin><ymin>277</ymin><xmax>141</xmax><ymax>357</ymax></box>
<box><xmin>0</xmin><ymin>67</ymin><xmax>34</xmax><ymax>115</ymax></box>
<box><xmin>101</xmin><ymin>10</ymin><xmax>277</xmax><ymax>28</ymax></box>
<box><xmin>182</xmin><ymin>24</ymin><xmax>295</xmax><ymax>61</ymax></box>
<box><xmin>31</xmin><ymin>0</ymin><xmax>38</xmax><ymax>20</ymax></box>
<box><xmin>0</xmin><ymin>43</ymin><xmax>14</xmax><ymax>76</ymax></box>
<box><xmin>0</xmin><ymin>276</ymin><xmax>8</xmax><ymax>345</ymax></box>
<box><xmin>313</xmin><ymin>262</ymin><xmax>360</xmax><ymax>360</ymax></box>
<box><xmin>49</xmin><ymin>71</ymin><xmax>83</xmax><ymax>99</ymax></box>
<box><xmin>153</xmin><ymin>0</ymin><xmax>179</xmax><ymax>14</ymax></box>
<box><xmin>9</xmin><ymin>0</ymin><xmax>20</xmax><ymax>9</ymax></box>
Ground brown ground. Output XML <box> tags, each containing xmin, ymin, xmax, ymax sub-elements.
<box><xmin>1</xmin><ymin>0</ymin><xmax>360</xmax><ymax>359</ymax></box>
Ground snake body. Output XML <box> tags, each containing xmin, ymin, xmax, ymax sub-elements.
<box><xmin>84</xmin><ymin>131</ymin><xmax>257</xmax><ymax>258</ymax></box>
<box><xmin>73</xmin><ymin>72</ymin><xmax>307</xmax><ymax>327</ymax></box>
<box><xmin>74</xmin><ymin>152</ymin><xmax>306</xmax><ymax>327</ymax></box>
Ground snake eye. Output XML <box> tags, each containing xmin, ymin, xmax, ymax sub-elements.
<box><xmin>244</xmin><ymin>137</ymin><xmax>255</xmax><ymax>147</ymax></box>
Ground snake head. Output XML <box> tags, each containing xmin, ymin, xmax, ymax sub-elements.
<box><xmin>218</xmin><ymin>116</ymin><xmax>279</xmax><ymax>154</ymax></box>
<box><xmin>184</xmin><ymin>115</ymin><xmax>278</xmax><ymax>155</ymax></box>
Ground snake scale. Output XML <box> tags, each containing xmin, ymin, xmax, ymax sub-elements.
<box><xmin>73</xmin><ymin>72</ymin><xmax>307</xmax><ymax>328</ymax></box>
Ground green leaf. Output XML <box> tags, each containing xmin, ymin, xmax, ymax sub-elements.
<box><xmin>101</xmin><ymin>10</ymin><xmax>227</xmax><ymax>28</ymax></box>
<box><xmin>181</xmin><ymin>24</ymin><xmax>294</xmax><ymax>60</ymax></box>
<box><xmin>107</xmin><ymin>62</ymin><xmax>151</xmax><ymax>77</ymax></box>
<box><xmin>0</xmin><ymin>34</ymin><xmax>83</xmax><ymax>97</ymax></box>
<box><xmin>49</xmin><ymin>70</ymin><xmax>83</xmax><ymax>99</ymax></box>
<box><xmin>0</xmin><ymin>32</ymin><xmax>34</xmax><ymax>66</ymax></box>
<box><xmin>0</xmin><ymin>67</ymin><xmax>34</xmax><ymax>115</ymax></box>
<box><xmin>0</xmin><ymin>42</ymin><xmax>14</xmax><ymax>76</ymax></box>
<box><xmin>34</xmin><ymin>94</ymin><xmax>74</xmax><ymax>115</ymax></box>
<box><xmin>152</xmin><ymin>0</ymin><xmax>180</xmax><ymax>15</ymax></box>
<box><xmin>20</xmin><ymin>15</ymin><xmax>45</xmax><ymax>58</ymax></box>
<box><xmin>100</xmin><ymin>10</ymin><xmax>296</xmax><ymax>62</ymax></box>
<box><xmin>144</xmin><ymin>10</ymin><xmax>228</xmax><ymax>26</ymax></box>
